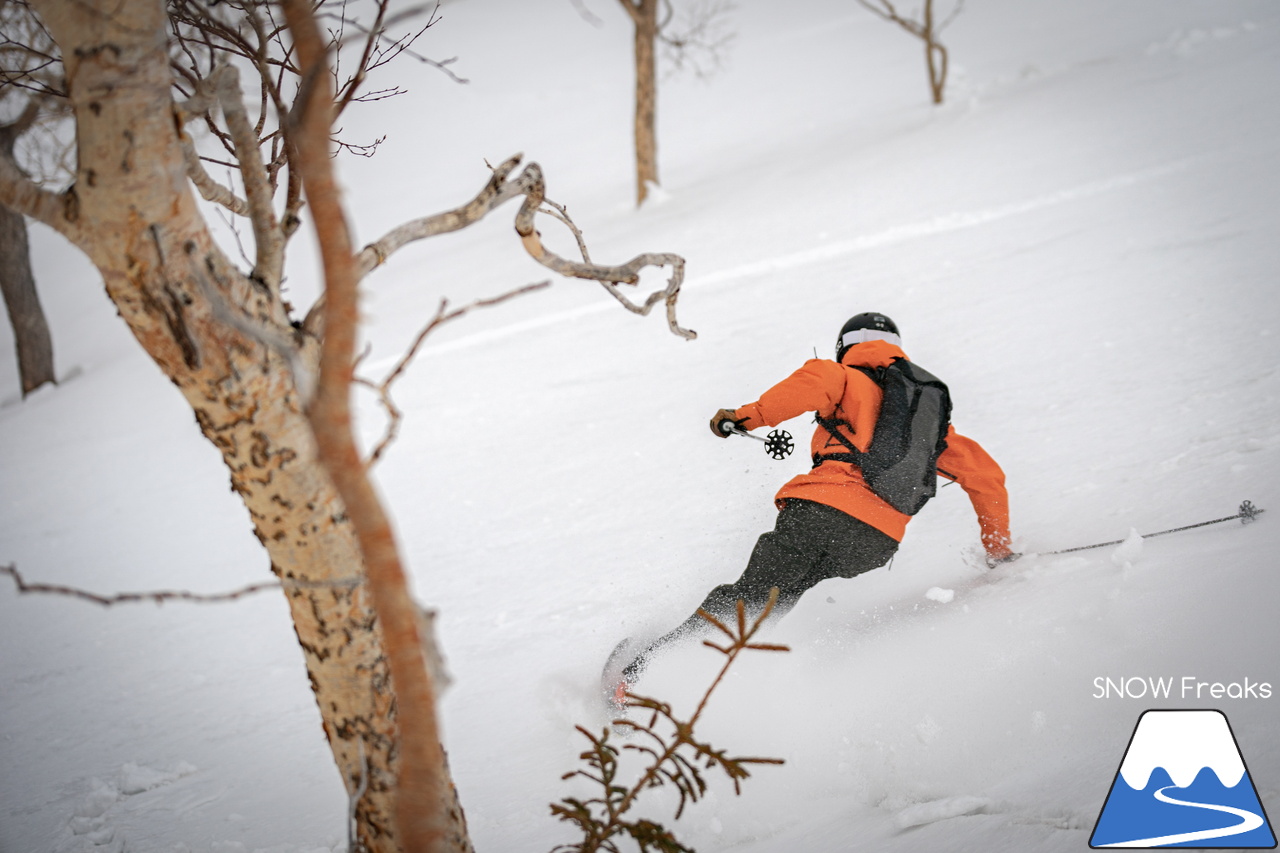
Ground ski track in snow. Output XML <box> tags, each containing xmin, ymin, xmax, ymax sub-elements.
<box><xmin>54</xmin><ymin>763</ymin><xmax>198</xmax><ymax>853</ymax></box>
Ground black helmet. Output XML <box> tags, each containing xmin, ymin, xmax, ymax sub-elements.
<box><xmin>836</xmin><ymin>312</ymin><xmax>901</xmax><ymax>361</ymax></box>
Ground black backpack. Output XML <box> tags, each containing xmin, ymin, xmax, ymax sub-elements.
<box><xmin>813</xmin><ymin>358</ymin><xmax>952</xmax><ymax>516</ymax></box>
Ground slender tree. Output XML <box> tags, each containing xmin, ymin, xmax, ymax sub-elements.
<box><xmin>856</xmin><ymin>0</ymin><xmax>965</xmax><ymax>105</ymax></box>
<box><xmin>0</xmin><ymin>137</ymin><xmax>56</xmax><ymax>396</ymax></box>
<box><xmin>0</xmin><ymin>1</ymin><xmax>692</xmax><ymax>850</ymax></box>
<box><xmin>603</xmin><ymin>0</ymin><xmax>735</xmax><ymax>206</ymax></box>
<box><xmin>616</xmin><ymin>0</ymin><xmax>661</xmax><ymax>206</ymax></box>
<box><xmin>0</xmin><ymin>8</ymin><xmax>59</xmax><ymax>398</ymax></box>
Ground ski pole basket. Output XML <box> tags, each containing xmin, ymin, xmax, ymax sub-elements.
<box><xmin>724</xmin><ymin>424</ymin><xmax>795</xmax><ymax>460</ymax></box>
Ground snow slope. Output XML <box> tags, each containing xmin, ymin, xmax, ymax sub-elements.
<box><xmin>3</xmin><ymin>1</ymin><xmax>1279</xmax><ymax>851</ymax></box>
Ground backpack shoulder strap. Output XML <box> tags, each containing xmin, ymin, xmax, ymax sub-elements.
<box><xmin>811</xmin><ymin>363</ymin><xmax>887</xmax><ymax>466</ymax></box>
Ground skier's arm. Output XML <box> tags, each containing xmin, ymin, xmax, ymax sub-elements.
<box><xmin>732</xmin><ymin>359</ymin><xmax>845</xmax><ymax>430</ymax></box>
<box><xmin>937</xmin><ymin>427</ymin><xmax>1013</xmax><ymax>560</ymax></box>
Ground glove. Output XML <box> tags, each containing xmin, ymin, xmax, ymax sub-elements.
<box><xmin>985</xmin><ymin>551</ymin><xmax>1022</xmax><ymax>569</ymax></box>
<box><xmin>710</xmin><ymin>408</ymin><xmax>741</xmax><ymax>438</ymax></box>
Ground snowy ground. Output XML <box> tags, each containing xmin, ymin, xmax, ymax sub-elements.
<box><xmin>3</xmin><ymin>1</ymin><xmax>1280</xmax><ymax>851</ymax></box>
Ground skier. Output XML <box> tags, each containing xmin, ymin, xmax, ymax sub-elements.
<box><xmin>612</xmin><ymin>312</ymin><xmax>1015</xmax><ymax>699</ymax></box>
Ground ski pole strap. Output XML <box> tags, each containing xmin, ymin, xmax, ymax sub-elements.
<box><xmin>1042</xmin><ymin>501</ymin><xmax>1264</xmax><ymax>556</ymax></box>
<box><xmin>813</xmin><ymin>451</ymin><xmax>858</xmax><ymax>467</ymax></box>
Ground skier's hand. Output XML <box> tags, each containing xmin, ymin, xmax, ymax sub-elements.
<box><xmin>710</xmin><ymin>408</ymin><xmax>741</xmax><ymax>438</ymax></box>
<box><xmin>985</xmin><ymin>551</ymin><xmax>1022</xmax><ymax>569</ymax></box>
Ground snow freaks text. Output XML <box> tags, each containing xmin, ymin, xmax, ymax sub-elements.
<box><xmin>1093</xmin><ymin>676</ymin><xmax>1273</xmax><ymax>701</ymax></box>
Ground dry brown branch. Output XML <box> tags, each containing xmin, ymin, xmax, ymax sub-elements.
<box><xmin>352</xmin><ymin>155</ymin><xmax>695</xmax><ymax>340</ymax></box>
<box><xmin>281</xmin><ymin>3</ymin><xmax>470</xmax><ymax>852</ymax></box>
<box><xmin>514</xmin><ymin>163</ymin><xmax>695</xmax><ymax>340</ymax></box>
<box><xmin>353</xmin><ymin>154</ymin><xmax>536</xmax><ymax>277</ymax></box>
<box><xmin>0</xmin><ymin>563</ymin><xmax>360</xmax><ymax>607</ymax></box>
<box><xmin>529</xmin><ymin>191</ymin><xmax>694</xmax><ymax>338</ymax></box>
<box><xmin>538</xmin><ymin>199</ymin><xmax>592</xmax><ymax>262</ymax></box>
<box><xmin>553</xmin><ymin>588</ymin><xmax>787</xmax><ymax>850</ymax></box>
<box><xmin>359</xmin><ymin>280</ymin><xmax>552</xmax><ymax>466</ymax></box>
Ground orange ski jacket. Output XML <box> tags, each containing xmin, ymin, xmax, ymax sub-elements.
<box><xmin>731</xmin><ymin>339</ymin><xmax>1012</xmax><ymax>557</ymax></box>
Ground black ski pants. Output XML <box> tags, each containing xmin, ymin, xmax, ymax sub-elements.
<box><xmin>624</xmin><ymin>498</ymin><xmax>899</xmax><ymax>680</ymax></box>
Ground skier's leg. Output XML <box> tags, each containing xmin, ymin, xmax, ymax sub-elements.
<box><xmin>622</xmin><ymin>501</ymin><xmax>823</xmax><ymax>681</ymax></box>
<box><xmin>814</xmin><ymin>506</ymin><xmax>900</xmax><ymax>580</ymax></box>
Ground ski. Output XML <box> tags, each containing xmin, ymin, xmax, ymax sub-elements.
<box><xmin>600</xmin><ymin>636</ymin><xmax>638</xmax><ymax>717</ymax></box>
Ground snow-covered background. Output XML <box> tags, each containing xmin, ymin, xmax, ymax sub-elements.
<box><xmin>3</xmin><ymin>0</ymin><xmax>1279</xmax><ymax>851</ymax></box>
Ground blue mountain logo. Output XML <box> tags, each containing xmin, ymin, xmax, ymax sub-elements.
<box><xmin>1091</xmin><ymin>709</ymin><xmax>1276</xmax><ymax>848</ymax></box>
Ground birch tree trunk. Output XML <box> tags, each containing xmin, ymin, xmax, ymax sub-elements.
<box><xmin>4</xmin><ymin>2</ymin><xmax>448</xmax><ymax>849</ymax></box>
<box><xmin>1</xmin><ymin>2</ymin><xmax>695</xmax><ymax>849</ymax></box>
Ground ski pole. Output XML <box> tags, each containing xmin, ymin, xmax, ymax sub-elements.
<box><xmin>1041</xmin><ymin>501</ymin><xmax>1264</xmax><ymax>556</ymax></box>
<box><xmin>721</xmin><ymin>422</ymin><xmax>795</xmax><ymax>460</ymax></box>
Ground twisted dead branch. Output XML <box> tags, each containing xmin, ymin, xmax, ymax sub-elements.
<box><xmin>352</xmin><ymin>154</ymin><xmax>696</xmax><ymax>340</ymax></box>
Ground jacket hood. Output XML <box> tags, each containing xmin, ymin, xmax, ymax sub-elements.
<box><xmin>838</xmin><ymin>338</ymin><xmax>908</xmax><ymax>369</ymax></box>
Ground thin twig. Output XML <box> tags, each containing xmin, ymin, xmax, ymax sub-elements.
<box><xmin>359</xmin><ymin>280</ymin><xmax>551</xmax><ymax>465</ymax></box>
<box><xmin>0</xmin><ymin>563</ymin><xmax>361</xmax><ymax>608</ymax></box>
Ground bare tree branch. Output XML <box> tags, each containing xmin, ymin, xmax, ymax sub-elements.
<box><xmin>0</xmin><ymin>1</ymin><xmax>65</xmax><ymax>99</ymax></box>
<box><xmin>658</xmin><ymin>0</ymin><xmax>737</xmax><ymax>79</ymax></box>
<box><xmin>856</xmin><ymin>0</ymin><xmax>962</xmax><ymax>104</ymax></box>
<box><xmin>515</xmin><ymin>163</ymin><xmax>696</xmax><ymax>339</ymax></box>
<box><xmin>181</xmin><ymin>131</ymin><xmax>252</xmax><ymax>216</ymax></box>
<box><xmin>0</xmin><ymin>146</ymin><xmax>80</xmax><ymax>243</ymax></box>
<box><xmin>352</xmin><ymin>154</ymin><xmax>696</xmax><ymax>340</ymax></box>
<box><xmin>354</xmin><ymin>154</ymin><xmax>534</xmax><ymax>277</ymax></box>
<box><xmin>359</xmin><ymin>280</ymin><xmax>552</xmax><ymax>466</ymax></box>
<box><xmin>937</xmin><ymin>0</ymin><xmax>967</xmax><ymax>33</ymax></box>
<box><xmin>207</xmin><ymin>63</ymin><xmax>285</xmax><ymax>292</ymax></box>
<box><xmin>0</xmin><ymin>563</ymin><xmax>360</xmax><ymax>607</ymax></box>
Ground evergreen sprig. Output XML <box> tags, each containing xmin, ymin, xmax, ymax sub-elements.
<box><xmin>551</xmin><ymin>589</ymin><xmax>789</xmax><ymax>852</ymax></box>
